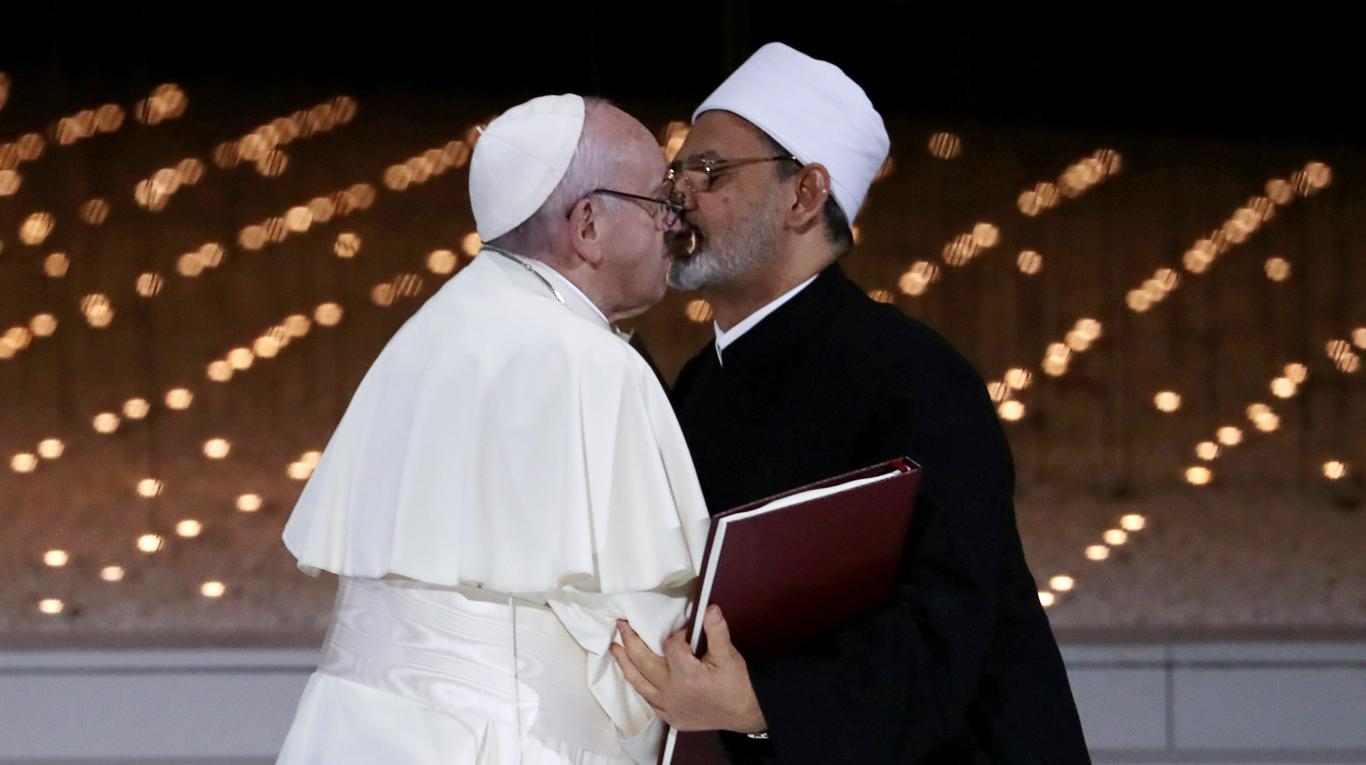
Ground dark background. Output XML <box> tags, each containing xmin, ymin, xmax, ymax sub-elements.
<box><xmin>4</xmin><ymin>3</ymin><xmax>1357</xmax><ymax>149</ymax></box>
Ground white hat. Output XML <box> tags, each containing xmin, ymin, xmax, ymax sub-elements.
<box><xmin>693</xmin><ymin>43</ymin><xmax>890</xmax><ymax>224</ymax></box>
<box><xmin>469</xmin><ymin>94</ymin><xmax>586</xmax><ymax>241</ymax></box>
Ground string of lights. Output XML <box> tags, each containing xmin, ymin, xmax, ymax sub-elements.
<box><xmin>25</xmin><ymin>232</ymin><xmax>472</xmax><ymax>612</ymax></box>
<box><xmin>1</xmin><ymin>84</ymin><xmax>186</xmax><ymax>209</ymax></box>
<box><xmin>992</xmin><ymin>161</ymin><xmax>1333</xmax><ymax>610</ymax></box>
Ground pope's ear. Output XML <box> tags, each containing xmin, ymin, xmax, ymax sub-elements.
<box><xmin>567</xmin><ymin>197</ymin><xmax>607</xmax><ymax>267</ymax></box>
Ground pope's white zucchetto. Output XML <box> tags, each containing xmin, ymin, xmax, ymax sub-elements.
<box><xmin>469</xmin><ymin>93</ymin><xmax>586</xmax><ymax>242</ymax></box>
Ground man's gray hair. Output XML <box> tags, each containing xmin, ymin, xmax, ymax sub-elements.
<box><xmin>486</xmin><ymin>96</ymin><xmax>622</xmax><ymax>257</ymax></box>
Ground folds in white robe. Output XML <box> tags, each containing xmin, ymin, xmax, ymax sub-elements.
<box><xmin>278</xmin><ymin>250</ymin><xmax>711</xmax><ymax>764</ymax></box>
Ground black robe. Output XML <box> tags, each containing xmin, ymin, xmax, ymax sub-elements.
<box><xmin>670</xmin><ymin>263</ymin><xmax>1090</xmax><ymax>764</ymax></box>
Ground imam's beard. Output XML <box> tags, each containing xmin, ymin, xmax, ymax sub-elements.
<box><xmin>668</xmin><ymin>203</ymin><xmax>785</xmax><ymax>292</ymax></box>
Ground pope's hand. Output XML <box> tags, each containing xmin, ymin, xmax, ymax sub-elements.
<box><xmin>609</xmin><ymin>604</ymin><xmax>767</xmax><ymax>734</ymax></box>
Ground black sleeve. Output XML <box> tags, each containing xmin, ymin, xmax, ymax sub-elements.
<box><xmin>740</xmin><ymin>345</ymin><xmax>1017</xmax><ymax>762</ymax></box>
<box><xmin>626</xmin><ymin>332</ymin><xmax>668</xmax><ymax>390</ymax></box>
<box><xmin>669</xmin><ymin>345</ymin><xmax>707</xmax><ymax>400</ymax></box>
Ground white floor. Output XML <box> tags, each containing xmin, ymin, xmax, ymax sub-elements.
<box><xmin>1</xmin><ymin>642</ymin><xmax>1363</xmax><ymax>764</ymax></box>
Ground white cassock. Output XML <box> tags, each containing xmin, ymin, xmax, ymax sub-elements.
<box><xmin>276</xmin><ymin>249</ymin><xmax>712</xmax><ymax>764</ymax></box>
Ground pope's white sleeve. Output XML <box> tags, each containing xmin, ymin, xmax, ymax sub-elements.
<box><xmin>545</xmin><ymin>585</ymin><xmax>693</xmax><ymax>765</ymax></box>
<box><xmin>544</xmin><ymin>345</ymin><xmax>708</xmax><ymax>762</ymax></box>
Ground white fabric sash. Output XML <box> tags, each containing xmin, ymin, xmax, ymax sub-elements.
<box><xmin>318</xmin><ymin>577</ymin><xmax>622</xmax><ymax>756</ymax></box>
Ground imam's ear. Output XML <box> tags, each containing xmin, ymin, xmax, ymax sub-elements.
<box><xmin>788</xmin><ymin>163</ymin><xmax>832</xmax><ymax>228</ymax></box>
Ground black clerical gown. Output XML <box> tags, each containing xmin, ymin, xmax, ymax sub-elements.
<box><xmin>670</xmin><ymin>263</ymin><xmax>1090</xmax><ymax>764</ymax></box>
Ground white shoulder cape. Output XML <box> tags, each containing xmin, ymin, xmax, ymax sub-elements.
<box><xmin>282</xmin><ymin>251</ymin><xmax>711</xmax><ymax>596</ymax></box>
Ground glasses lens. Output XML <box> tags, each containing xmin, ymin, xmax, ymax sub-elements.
<box><xmin>668</xmin><ymin>161</ymin><xmax>712</xmax><ymax>194</ymax></box>
<box><xmin>685</xmin><ymin>166</ymin><xmax>711</xmax><ymax>193</ymax></box>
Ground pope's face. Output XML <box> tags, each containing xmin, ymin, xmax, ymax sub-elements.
<box><xmin>598</xmin><ymin>121</ymin><xmax>676</xmax><ymax>320</ymax></box>
<box><xmin>666</xmin><ymin>111</ymin><xmax>789</xmax><ymax>293</ymax></box>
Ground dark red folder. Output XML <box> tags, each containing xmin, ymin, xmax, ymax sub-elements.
<box><xmin>660</xmin><ymin>457</ymin><xmax>922</xmax><ymax>765</ymax></box>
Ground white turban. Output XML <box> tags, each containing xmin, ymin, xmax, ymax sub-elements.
<box><xmin>693</xmin><ymin>43</ymin><xmax>890</xmax><ymax>224</ymax></box>
<box><xmin>469</xmin><ymin>94</ymin><xmax>585</xmax><ymax>241</ymax></box>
